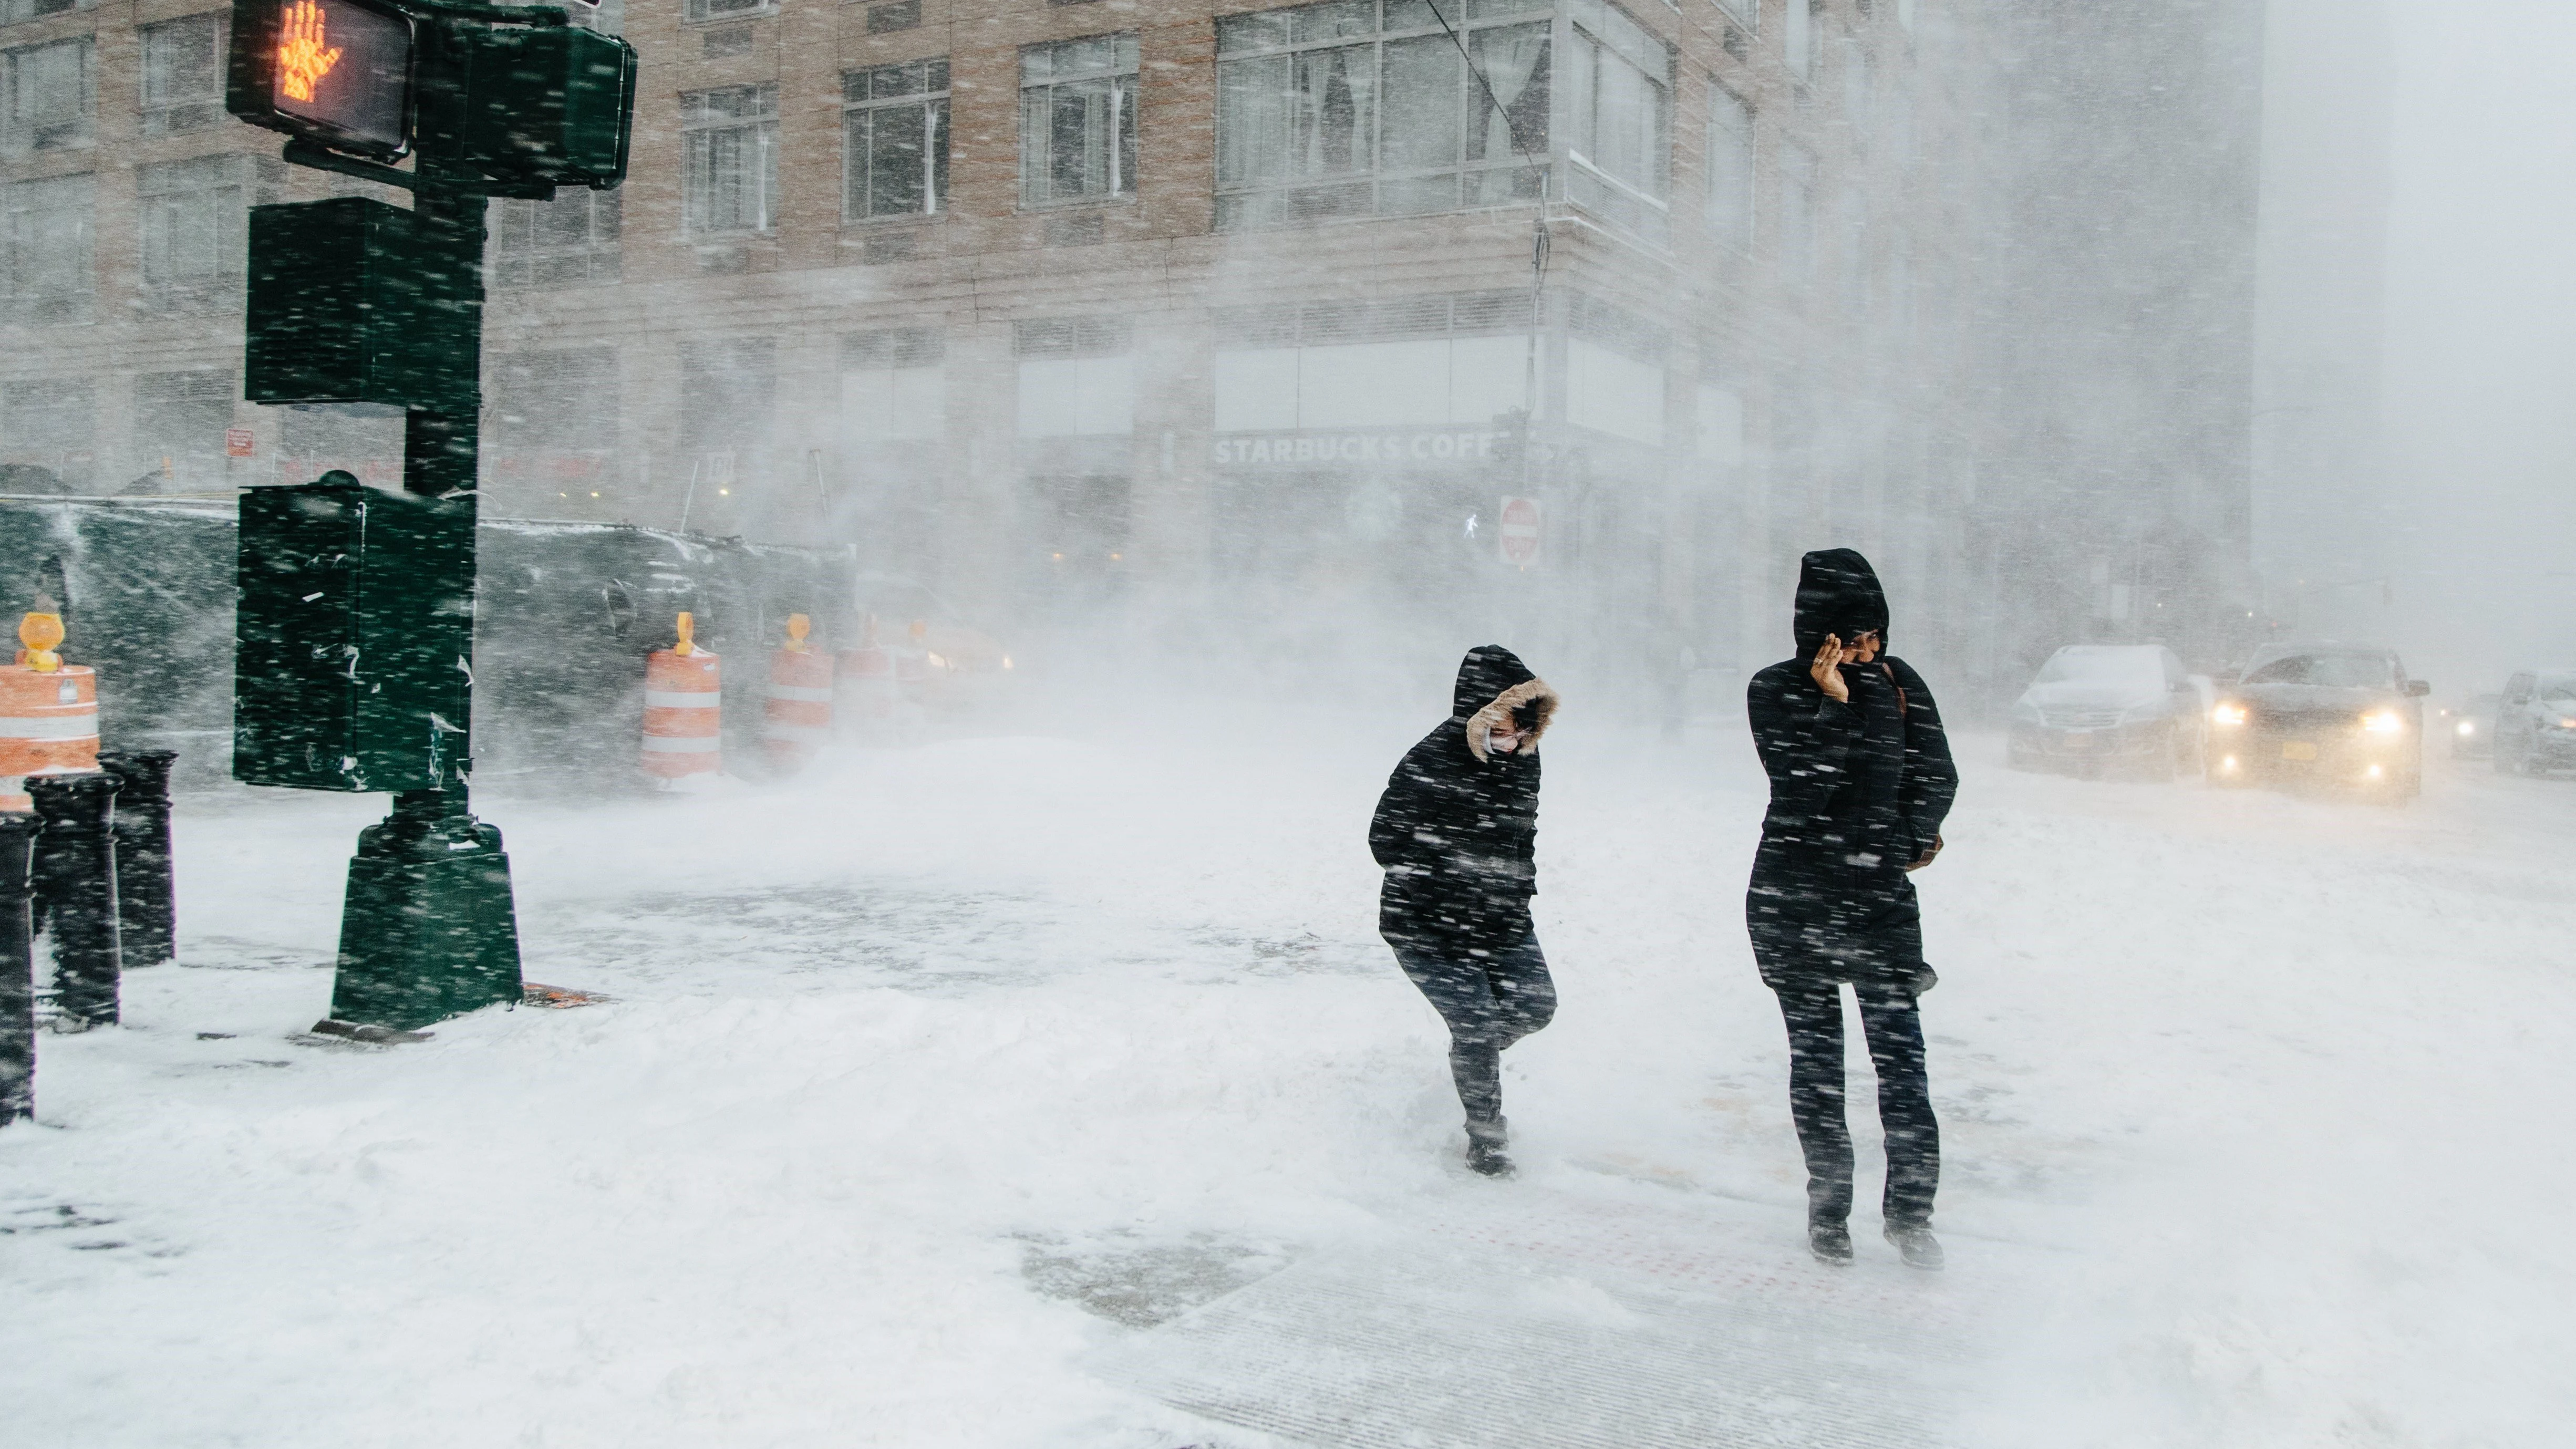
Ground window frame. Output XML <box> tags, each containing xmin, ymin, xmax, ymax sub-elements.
<box><xmin>138</xmin><ymin>12</ymin><xmax>226</xmax><ymax>137</ymax></box>
<box><xmin>1704</xmin><ymin>77</ymin><xmax>1753</xmax><ymax>252</ymax></box>
<box><xmin>681</xmin><ymin>0</ymin><xmax>776</xmax><ymax>25</ymax></box>
<box><xmin>134</xmin><ymin>152</ymin><xmax>247</xmax><ymax>311</ymax></box>
<box><xmin>2</xmin><ymin>169</ymin><xmax>92</xmax><ymax>323</ymax></box>
<box><xmin>842</xmin><ymin>57</ymin><xmax>950</xmax><ymax>224</ymax></box>
<box><xmin>1018</xmin><ymin>33</ymin><xmax>1139</xmax><ymax>209</ymax></box>
<box><xmin>490</xmin><ymin>185</ymin><xmax>623</xmax><ymax>288</ymax></box>
<box><xmin>1561</xmin><ymin>0</ymin><xmax>1671</xmax><ymax>241</ymax></box>
<box><xmin>3</xmin><ymin>34</ymin><xmax>94</xmax><ymax>156</ymax></box>
<box><xmin>681</xmin><ymin>84</ymin><xmax>780</xmax><ymax>237</ymax></box>
<box><xmin>1211</xmin><ymin>0</ymin><xmax>1553</xmax><ymax>232</ymax></box>
<box><xmin>1776</xmin><ymin>140</ymin><xmax>1815</xmax><ymax>285</ymax></box>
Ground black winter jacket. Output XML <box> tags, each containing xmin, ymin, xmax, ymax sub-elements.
<box><xmin>1370</xmin><ymin>647</ymin><xmax>1560</xmax><ymax>953</ymax></box>
<box><xmin>1745</xmin><ymin>550</ymin><xmax>1958</xmax><ymax>988</ymax></box>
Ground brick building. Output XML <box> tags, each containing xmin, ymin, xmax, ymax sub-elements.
<box><xmin>2</xmin><ymin>0</ymin><xmax>1988</xmax><ymax>680</ymax></box>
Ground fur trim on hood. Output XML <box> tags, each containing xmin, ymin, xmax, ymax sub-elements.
<box><xmin>1466</xmin><ymin>677</ymin><xmax>1560</xmax><ymax>761</ymax></box>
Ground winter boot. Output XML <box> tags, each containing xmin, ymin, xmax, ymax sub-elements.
<box><xmin>1808</xmin><ymin>1216</ymin><xmax>1854</xmax><ymax>1266</ymax></box>
<box><xmin>1884</xmin><ymin>1223</ymin><xmax>1944</xmax><ymax>1271</ymax></box>
<box><xmin>1464</xmin><ymin>1117</ymin><xmax>1513</xmax><ymax>1178</ymax></box>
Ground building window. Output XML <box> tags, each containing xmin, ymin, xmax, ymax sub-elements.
<box><xmin>1840</xmin><ymin>37</ymin><xmax>1870</xmax><ymax>132</ymax></box>
<box><xmin>2</xmin><ymin>171</ymin><xmax>91</xmax><ymax>323</ymax></box>
<box><xmin>683</xmin><ymin>85</ymin><xmax>779</xmax><ymax>236</ymax></box>
<box><xmin>491</xmin><ymin>186</ymin><xmax>621</xmax><ymax>287</ymax></box>
<box><xmin>1214</xmin><ymin>0</ymin><xmax>1547</xmax><ymax>231</ymax></box>
<box><xmin>1705</xmin><ymin>81</ymin><xmax>1753</xmax><ymax>251</ymax></box>
<box><xmin>680</xmin><ymin>337</ymin><xmax>777</xmax><ymax>471</ymax></box>
<box><xmin>1020</xmin><ymin>34</ymin><xmax>1137</xmax><ymax>207</ymax></box>
<box><xmin>1713</xmin><ymin>0</ymin><xmax>1755</xmax><ymax>28</ymax></box>
<box><xmin>683</xmin><ymin>0</ymin><xmax>773</xmax><ymax>23</ymax></box>
<box><xmin>840</xmin><ymin>327</ymin><xmax>945</xmax><ymax>446</ymax></box>
<box><xmin>492</xmin><ymin>347</ymin><xmax>618</xmax><ymax>498</ymax></box>
<box><xmin>133</xmin><ymin>368</ymin><xmax>235</xmax><ymax>490</ymax></box>
<box><xmin>1209</xmin><ymin>289</ymin><xmax>1534</xmax><ymax>433</ymax></box>
<box><xmin>140</xmin><ymin>14</ymin><xmax>225</xmax><ymax>136</ymax></box>
<box><xmin>1</xmin><ymin>376</ymin><xmax>92</xmax><ymax>488</ymax></box>
<box><xmin>1564</xmin><ymin>0</ymin><xmax>1668</xmax><ymax>241</ymax></box>
<box><xmin>1015</xmin><ymin>316</ymin><xmax>1133</xmax><ymax>437</ymax></box>
<box><xmin>866</xmin><ymin>0</ymin><xmax>919</xmax><ymax>33</ymax></box>
<box><xmin>1776</xmin><ymin>142</ymin><xmax>1813</xmax><ymax>284</ymax></box>
<box><xmin>1784</xmin><ymin>0</ymin><xmax>1813</xmax><ymax>81</ymax></box>
<box><xmin>844</xmin><ymin>58</ymin><xmax>948</xmax><ymax>221</ymax></box>
<box><xmin>136</xmin><ymin>154</ymin><xmax>245</xmax><ymax>313</ymax></box>
<box><xmin>0</xmin><ymin>0</ymin><xmax>95</xmax><ymax>28</ymax></box>
<box><xmin>3</xmin><ymin>37</ymin><xmax>93</xmax><ymax>154</ymax></box>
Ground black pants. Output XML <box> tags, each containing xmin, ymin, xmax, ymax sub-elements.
<box><xmin>1390</xmin><ymin>932</ymin><xmax>1556</xmax><ymax>1127</ymax></box>
<box><xmin>1774</xmin><ymin>980</ymin><xmax>1939</xmax><ymax>1228</ymax></box>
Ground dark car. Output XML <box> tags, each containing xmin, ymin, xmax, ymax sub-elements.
<box><xmin>2007</xmin><ymin>644</ymin><xmax>2210</xmax><ymax>778</ymax></box>
<box><xmin>2437</xmin><ymin>691</ymin><xmax>2500</xmax><ymax>759</ymax></box>
<box><xmin>2490</xmin><ymin>672</ymin><xmax>2576</xmax><ymax>775</ymax></box>
<box><xmin>2207</xmin><ymin>645</ymin><xmax>2428</xmax><ymax>798</ymax></box>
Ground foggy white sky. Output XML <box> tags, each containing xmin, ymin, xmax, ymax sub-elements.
<box><xmin>2379</xmin><ymin>0</ymin><xmax>2576</xmax><ymax>690</ymax></box>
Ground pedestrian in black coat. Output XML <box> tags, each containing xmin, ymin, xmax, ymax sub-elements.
<box><xmin>1746</xmin><ymin>549</ymin><xmax>1958</xmax><ymax>1268</ymax></box>
<box><xmin>1371</xmin><ymin>646</ymin><xmax>1561</xmax><ymax>1176</ymax></box>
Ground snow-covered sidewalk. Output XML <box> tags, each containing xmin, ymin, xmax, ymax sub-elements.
<box><xmin>4</xmin><ymin>720</ymin><xmax>2569</xmax><ymax>1446</ymax></box>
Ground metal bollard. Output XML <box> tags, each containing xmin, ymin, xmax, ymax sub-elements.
<box><xmin>27</xmin><ymin>773</ymin><xmax>122</xmax><ymax>1031</ymax></box>
<box><xmin>1</xmin><ymin>811</ymin><xmax>40</xmax><ymax>1122</ymax></box>
<box><xmin>98</xmin><ymin>751</ymin><xmax>179</xmax><ymax>968</ymax></box>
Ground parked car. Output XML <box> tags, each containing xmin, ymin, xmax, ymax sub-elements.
<box><xmin>2007</xmin><ymin>644</ymin><xmax>2211</xmax><ymax>779</ymax></box>
<box><xmin>2489</xmin><ymin>673</ymin><xmax>2576</xmax><ymax>775</ymax></box>
<box><xmin>2208</xmin><ymin>645</ymin><xmax>2427</xmax><ymax>798</ymax></box>
<box><xmin>2436</xmin><ymin>691</ymin><xmax>2500</xmax><ymax>759</ymax></box>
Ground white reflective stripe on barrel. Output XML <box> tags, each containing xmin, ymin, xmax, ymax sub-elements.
<box><xmin>639</xmin><ymin>734</ymin><xmax>723</xmax><ymax>753</ymax></box>
<box><xmin>764</xmin><ymin>684</ymin><xmax>833</xmax><ymax>702</ymax></box>
<box><xmin>0</xmin><ymin>715</ymin><xmax>99</xmax><ymax>740</ymax></box>
<box><xmin>644</xmin><ymin>690</ymin><xmax>722</xmax><ymax>709</ymax></box>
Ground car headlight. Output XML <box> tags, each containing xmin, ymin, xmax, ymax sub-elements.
<box><xmin>2457</xmin><ymin>719</ymin><xmax>2476</xmax><ymax>736</ymax></box>
<box><xmin>2362</xmin><ymin>710</ymin><xmax>2404</xmax><ymax>734</ymax></box>
<box><xmin>2211</xmin><ymin>702</ymin><xmax>2248</xmax><ymax>727</ymax></box>
<box><xmin>2558</xmin><ymin>716</ymin><xmax>2576</xmax><ymax>730</ymax></box>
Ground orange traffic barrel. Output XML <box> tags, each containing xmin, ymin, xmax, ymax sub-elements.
<box><xmin>641</xmin><ymin>612</ymin><xmax>721</xmax><ymax>780</ymax></box>
<box><xmin>763</xmin><ymin>614</ymin><xmax>832</xmax><ymax>772</ymax></box>
<box><xmin>3</xmin><ymin>608</ymin><xmax>98</xmax><ymax>812</ymax></box>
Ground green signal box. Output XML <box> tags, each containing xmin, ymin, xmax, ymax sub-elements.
<box><xmin>427</xmin><ymin>22</ymin><xmax>637</xmax><ymax>194</ymax></box>
<box><xmin>234</xmin><ymin>474</ymin><xmax>476</xmax><ymax>793</ymax></box>
<box><xmin>244</xmin><ymin>196</ymin><xmax>482</xmax><ymax>413</ymax></box>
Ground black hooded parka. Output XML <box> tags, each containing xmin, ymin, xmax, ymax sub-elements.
<box><xmin>1745</xmin><ymin>550</ymin><xmax>1958</xmax><ymax>992</ymax></box>
<box><xmin>1370</xmin><ymin>647</ymin><xmax>1560</xmax><ymax>954</ymax></box>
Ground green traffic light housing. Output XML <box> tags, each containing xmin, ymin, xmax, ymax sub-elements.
<box><xmin>226</xmin><ymin>0</ymin><xmax>635</xmax><ymax>196</ymax></box>
<box><xmin>419</xmin><ymin>18</ymin><xmax>636</xmax><ymax>196</ymax></box>
<box><xmin>243</xmin><ymin>196</ymin><xmax>482</xmax><ymax>413</ymax></box>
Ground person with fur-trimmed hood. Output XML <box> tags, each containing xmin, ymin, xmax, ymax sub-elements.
<box><xmin>1370</xmin><ymin>646</ymin><xmax>1561</xmax><ymax>1177</ymax></box>
<box><xmin>1747</xmin><ymin>549</ymin><xmax>1958</xmax><ymax>1269</ymax></box>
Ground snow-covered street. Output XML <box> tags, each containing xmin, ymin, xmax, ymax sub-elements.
<box><xmin>5</xmin><ymin>714</ymin><xmax>2570</xmax><ymax>1447</ymax></box>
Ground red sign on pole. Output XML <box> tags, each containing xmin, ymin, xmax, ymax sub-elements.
<box><xmin>225</xmin><ymin>428</ymin><xmax>257</xmax><ymax>457</ymax></box>
<box><xmin>1499</xmin><ymin>496</ymin><xmax>1541</xmax><ymax>567</ymax></box>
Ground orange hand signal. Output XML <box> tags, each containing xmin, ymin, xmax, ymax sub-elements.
<box><xmin>278</xmin><ymin>0</ymin><xmax>344</xmax><ymax>104</ymax></box>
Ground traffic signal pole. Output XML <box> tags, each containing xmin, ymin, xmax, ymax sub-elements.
<box><xmin>223</xmin><ymin>0</ymin><xmax>635</xmax><ymax>1031</ymax></box>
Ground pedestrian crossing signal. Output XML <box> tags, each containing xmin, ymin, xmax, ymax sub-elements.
<box><xmin>227</xmin><ymin>0</ymin><xmax>636</xmax><ymax>195</ymax></box>
<box><xmin>227</xmin><ymin>0</ymin><xmax>416</xmax><ymax>159</ymax></box>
